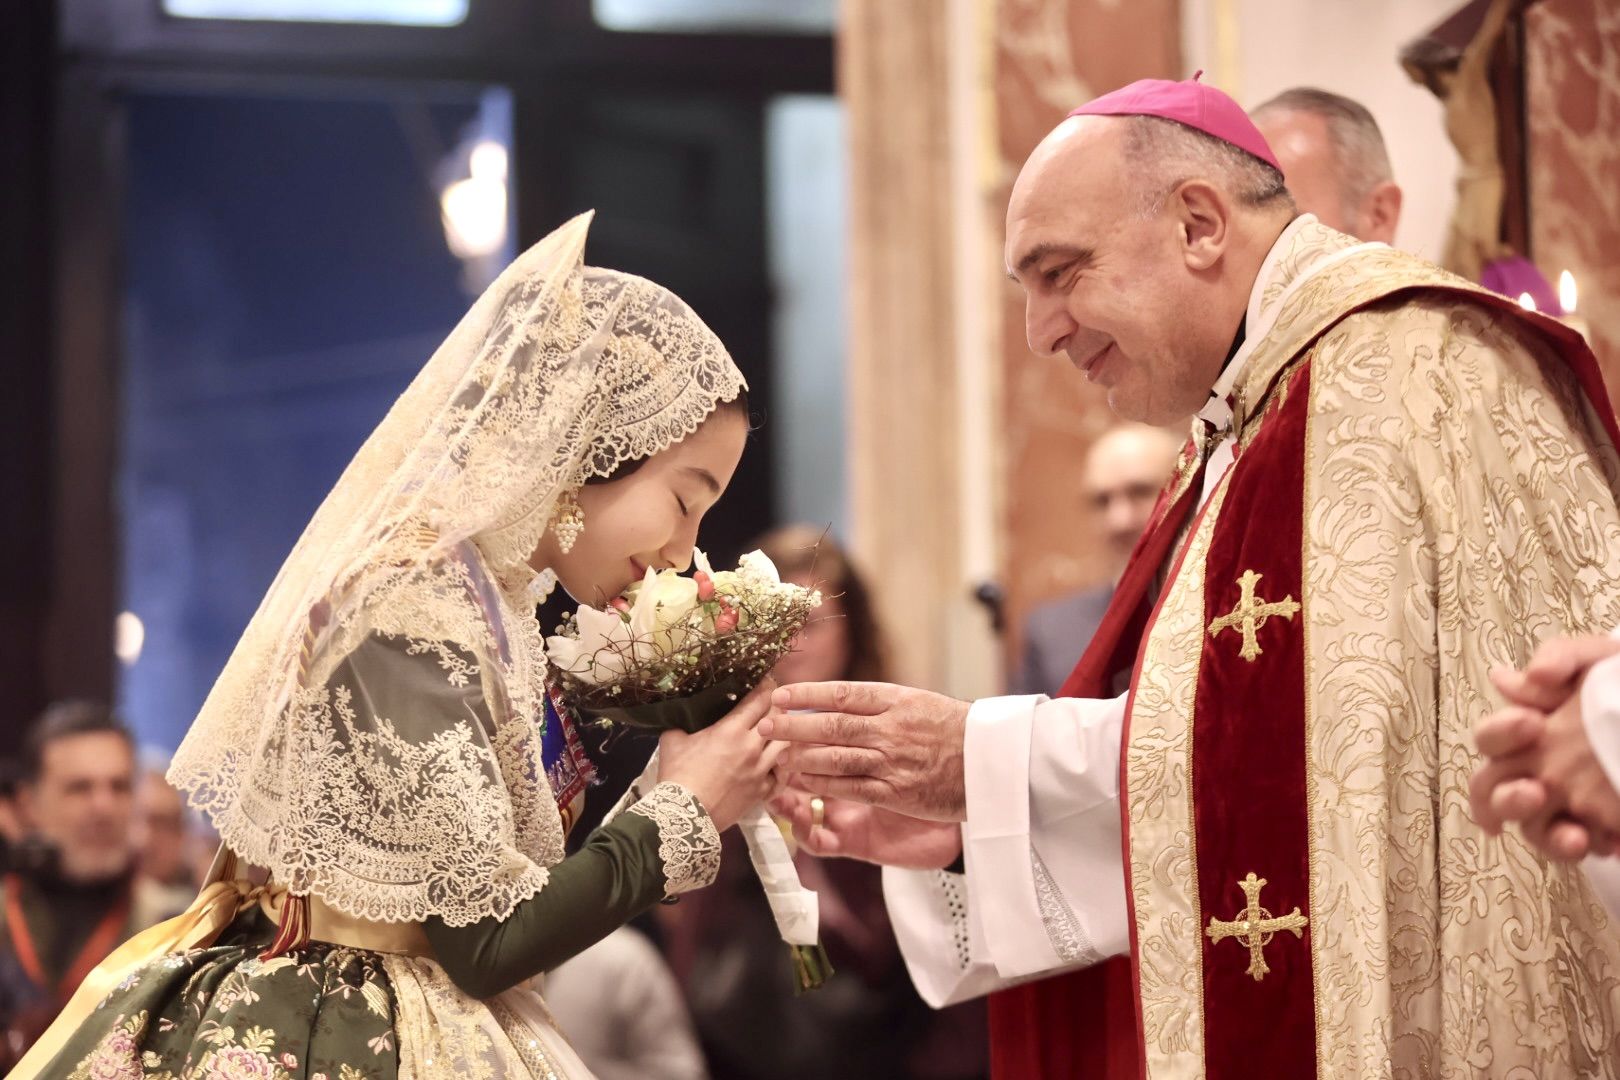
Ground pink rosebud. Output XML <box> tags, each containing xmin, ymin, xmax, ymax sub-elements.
<box><xmin>609</xmin><ymin>596</ymin><xmax>631</xmax><ymax>615</ymax></box>
<box><xmin>694</xmin><ymin>571</ymin><xmax>715</xmax><ymax>601</ymax></box>
<box><xmin>282</xmin><ymin>1054</ymin><xmax>299</xmax><ymax>1069</ymax></box>
<box><xmin>714</xmin><ymin>601</ymin><xmax>739</xmax><ymax>635</ymax></box>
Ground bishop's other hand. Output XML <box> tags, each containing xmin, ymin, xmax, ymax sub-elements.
<box><xmin>760</xmin><ymin>681</ymin><xmax>970</xmax><ymax>822</ymax></box>
<box><xmin>771</xmin><ymin>788</ymin><xmax>963</xmax><ymax>870</ymax></box>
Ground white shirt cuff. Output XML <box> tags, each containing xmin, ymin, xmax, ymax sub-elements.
<box><xmin>962</xmin><ymin>694</ymin><xmax>1130</xmax><ymax>977</ymax></box>
<box><xmin>1580</xmin><ymin>651</ymin><xmax>1620</xmax><ymax>798</ymax></box>
<box><xmin>963</xmin><ymin>695</ymin><xmax>1054</xmax><ymax>977</ymax></box>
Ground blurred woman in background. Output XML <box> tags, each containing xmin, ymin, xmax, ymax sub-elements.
<box><xmin>659</xmin><ymin>524</ymin><xmax>987</xmax><ymax>1080</ymax></box>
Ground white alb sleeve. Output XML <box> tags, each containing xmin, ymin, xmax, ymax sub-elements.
<box><xmin>884</xmin><ymin>693</ymin><xmax>1131</xmax><ymax>1006</ymax></box>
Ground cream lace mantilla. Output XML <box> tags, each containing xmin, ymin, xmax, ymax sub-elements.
<box><xmin>170</xmin><ymin>213</ymin><xmax>746</xmax><ymax>926</ymax></box>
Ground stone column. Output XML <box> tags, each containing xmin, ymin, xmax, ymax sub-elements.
<box><xmin>995</xmin><ymin>0</ymin><xmax>1182</xmax><ymax>670</ymax></box>
<box><xmin>841</xmin><ymin>0</ymin><xmax>1181</xmax><ymax>690</ymax></box>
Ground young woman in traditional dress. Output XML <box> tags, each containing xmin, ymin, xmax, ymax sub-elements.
<box><xmin>16</xmin><ymin>212</ymin><xmax>781</xmax><ymax>1079</ymax></box>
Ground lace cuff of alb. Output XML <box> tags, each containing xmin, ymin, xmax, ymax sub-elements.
<box><xmin>625</xmin><ymin>781</ymin><xmax>721</xmax><ymax>897</ymax></box>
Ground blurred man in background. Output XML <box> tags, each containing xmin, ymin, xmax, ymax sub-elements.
<box><xmin>0</xmin><ymin>703</ymin><xmax>184</xmax><ymax>1068</ymax></box>
<box><xmin>546</xmin><ymin>925</ymin><xmax>710</xmax><ymax>1080</ymax></box>
<box><xmin>134</xmin><ymin>753</ymin><xmax>200</xmax><ymax>893</ymax></box>
<box><xmin>1251</xmin><ymin>86</ymin><xmax>1403</xmax><ymax>245</ymax></box>
<box><xmin>1011</xmin><ymin>424</ymin><xmax>1182</xmax><ymax>695</ymax></box>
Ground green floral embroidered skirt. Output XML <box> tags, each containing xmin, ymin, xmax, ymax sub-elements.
<box><xmin>40</xmin><ymin>908</ymin><xmax>592</xmax><ymax>1079</ymax></box>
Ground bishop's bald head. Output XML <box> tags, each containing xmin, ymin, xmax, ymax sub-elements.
<box><xmin>1006</xmin><ymin>75</ymin><xmax>1296</xmax><ymax>424</ymax></box>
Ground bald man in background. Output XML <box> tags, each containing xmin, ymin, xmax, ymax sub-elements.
<box><xmin>1251</xmin><ymin>86</ymin><xmax>1403</xmax><ymax>244</ymax></box>
<box><xmin>1011</xmin><ymin>423</ymin><xmax>1182</xmax><ymax>695</ymax></box>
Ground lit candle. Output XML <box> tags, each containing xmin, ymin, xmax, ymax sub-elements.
<box><xmin>1518</xmin><ymin>292</ymin><xmax>1538</xmax><ymax>312</ymax></box>
<box><xmin>1558</xmin><ymin>270</ymin><xmax>1591</xmax><ymax>340</ymax></box>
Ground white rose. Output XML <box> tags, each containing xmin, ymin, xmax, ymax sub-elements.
<box><xmin>545</xmin><ymin>633</ymin><xmax>587</xmax><ymax>677</ymax></box>
<box><xmin>627</xmin><ymin>567</ymin><xmax>704</xmax><ymax>655</ymax></box>
<box><xmin>628</xmin><ymin>568</ymin><xmax>699</xmax><ymax>630</ymax></box>
<box><xmin>548</xmin><ymin>604</ymin><xmax>640</xmax><ymax>684</ymax></box>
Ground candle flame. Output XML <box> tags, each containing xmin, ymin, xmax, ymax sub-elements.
<box><xmin>1560</xmin><ymin>270</ymin><xmax>1578</xmax><ymax>315</ymax></box>
<box><xmin>1517</xmin><ymin>292</ymin><xmax>1538</xmax><ymax>312</ymax></box>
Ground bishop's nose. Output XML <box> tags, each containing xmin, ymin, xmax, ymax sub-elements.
<box><xmin>1024</xmin><ymin>294</ymin><xmax>1077</xmax><ymax>358</ymax></box>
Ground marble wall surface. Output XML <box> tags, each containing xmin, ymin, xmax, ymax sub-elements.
<box><xmin>1527</xmin><ymin>0</ymin><xmax>1620</xmax><ymax>410</ymax></box>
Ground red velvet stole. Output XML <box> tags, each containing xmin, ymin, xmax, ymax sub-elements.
<box><xmin>1186</xmin><ymin>360</ymin><xmax>1315</xmax><ymax>1076</ymax></box>
<box><xmin>987</xmin><ymin>360</ymin><xmax>1318</xmax><ymax>1080</ymax></box>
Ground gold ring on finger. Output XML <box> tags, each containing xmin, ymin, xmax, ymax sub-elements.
<box><xmin>810</xmin><ymin>796</ymin><xmax>826</xmax><ymax>830</ymax></box>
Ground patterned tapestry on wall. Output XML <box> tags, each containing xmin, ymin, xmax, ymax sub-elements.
<box><xmin>1528</xmin><ymin>0</ymin><xmax>1620</xmax><ymax>412</ymax></box>
<box><xmin>996</xmin><ymin>0</ymin><xmax>1182</xmax><ymax>663</ymax></box>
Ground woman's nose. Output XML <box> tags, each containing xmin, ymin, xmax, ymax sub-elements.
<box><xmin>662</xmin><ymin>541</ymin><xmax>695</xmax><ymax>573</ymax></box>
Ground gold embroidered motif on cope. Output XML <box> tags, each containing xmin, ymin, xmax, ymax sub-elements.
<box><xmin>1204</xmin><ymin>872</ymin><xmax>1308</xmax><ymax>982</ymax></box>
<box><xmin>1207</xmin><ymin>570</ymin><xmax>1300</xmax><ymax>661</ymax></box>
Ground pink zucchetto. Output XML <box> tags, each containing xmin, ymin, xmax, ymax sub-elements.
<box><xmin>1069</xmin><ymin>71</ymin><xmax>1283</xmax><ymax>176</ymax></box>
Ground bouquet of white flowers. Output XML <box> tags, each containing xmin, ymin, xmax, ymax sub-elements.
<box><xmin>546</xmin><ymin>548</ymin><xmax>831</xmax><ymax>990</ymax></box>
<box><xmin>546</xmin><ymin>549</ymin><xmax>821</xmax><ymax>733</ymax></box>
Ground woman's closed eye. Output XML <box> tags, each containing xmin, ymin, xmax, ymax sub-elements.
<box><xmin>674</xmin><ymin>494</ymin><xmax>691</xmax><ymax>516</ymax></box>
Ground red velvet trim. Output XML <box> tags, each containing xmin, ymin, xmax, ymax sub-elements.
<box><xmin>1190</xmin><ymin>362</ymin><xmax>1317</xmax><ymax>1078</ymax></box>
<box><xmin>988</xmin><ymin>958</ymin><xmax>1138</xmax><ymax>1078</ymax></box>
<box><xmin>1462</xmin><ymin>292</ymin><xmax>1620</xmax><ymax>450</ymax></box>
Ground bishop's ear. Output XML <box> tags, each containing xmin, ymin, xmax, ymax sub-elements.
<box><xmin>1172</xmin><ymin>179</ymin><xmax>1230</xmax><ymax>272</ymax></box>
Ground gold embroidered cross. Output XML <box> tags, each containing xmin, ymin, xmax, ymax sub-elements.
<box><xmin>1207</xmin><ymin>569</ymin><xmax>1300</xmax><ymax>661</ymax></box>
<box><xmin>1204</xmin><ymin>872</ymin><xmax>1308</xmax><ymax>982</ymax></box>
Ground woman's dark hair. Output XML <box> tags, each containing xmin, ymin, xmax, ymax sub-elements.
<box><xmin>751</xmin><ymin>524</ymin><xmax>889</xmax><ymax>683</ymax></box>
<box><xmin>585</xmin><ymin>389</ymin><xmax>751</xmax><ymax>486</ymax></box>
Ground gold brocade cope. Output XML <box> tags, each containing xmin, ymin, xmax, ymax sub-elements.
<box><xmin>1203</xmin><ymin>872</ymin><xmax>1308</xmax><ymax>982</ymax></box>
<box><xmin>1125</xmin><ymin>217</ymin><xmax>1620</xmax><ymax>1077</ymax></box>
<box><xmin>1206</xmin><ymin>569</ymin><xmax>1299</xmax><ymax>661</ymax></box>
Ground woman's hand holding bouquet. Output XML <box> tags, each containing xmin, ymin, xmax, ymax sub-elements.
<box><xmin>547</xmin><ymin>548</ymin><xmax>831</xmax><ymax>990</ymax></box>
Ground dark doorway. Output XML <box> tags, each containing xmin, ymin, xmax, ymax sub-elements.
<box><xmin>5</xmin><ymin>0</ymin><xmax>832</xmax><ymax>752</ymax></box>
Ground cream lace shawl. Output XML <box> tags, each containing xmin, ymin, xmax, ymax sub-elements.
<box><xmin>168</xmin><ymin>212</ymin><xmax>745</xmax><ymax>926</ymax></box>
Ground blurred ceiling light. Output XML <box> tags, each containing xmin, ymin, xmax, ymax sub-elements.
<box><xmin>164</xmin><ymin>0</ymin><xmax>468</xmax><ymax>25</ymax></box>
<box><xmin>1517</xmin><ymin>292</ymin><xmax>1537</xmax><ymax>312</ymax></box>
<box><xmin>1560</xmin><ymin>270</ymin><xmax>1578</xmax><ymax>315</ymax></box>
<box><xmin>440</xmin><ymin>138</ymin><xmax>508</xmax><ymax>261</ymax></box>
<box><xmin>594</xmin><ymin>0</ymin><xmax>834</xmax><ymax>34</ymax></box>
<box><xmin>116</xmin><ymin>612</ymin><xmax>146</xmax><ymax>667</ymax></box>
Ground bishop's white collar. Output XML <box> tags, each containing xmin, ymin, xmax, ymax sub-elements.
<box><xmin>1196</xmin><ymin>213</ymin><xmax>1323</xmax><ymax>436</ymax></box>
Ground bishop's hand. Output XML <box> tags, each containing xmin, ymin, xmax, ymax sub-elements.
<box><xmin>760</xmin><ymin>681</ymin><xmax>970</xmax><ymax>822</ymax></box>
<box><xmin>771</xmin><ymin>787</ymin><xmax>962</xmax><ymax>871</ymax></box>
